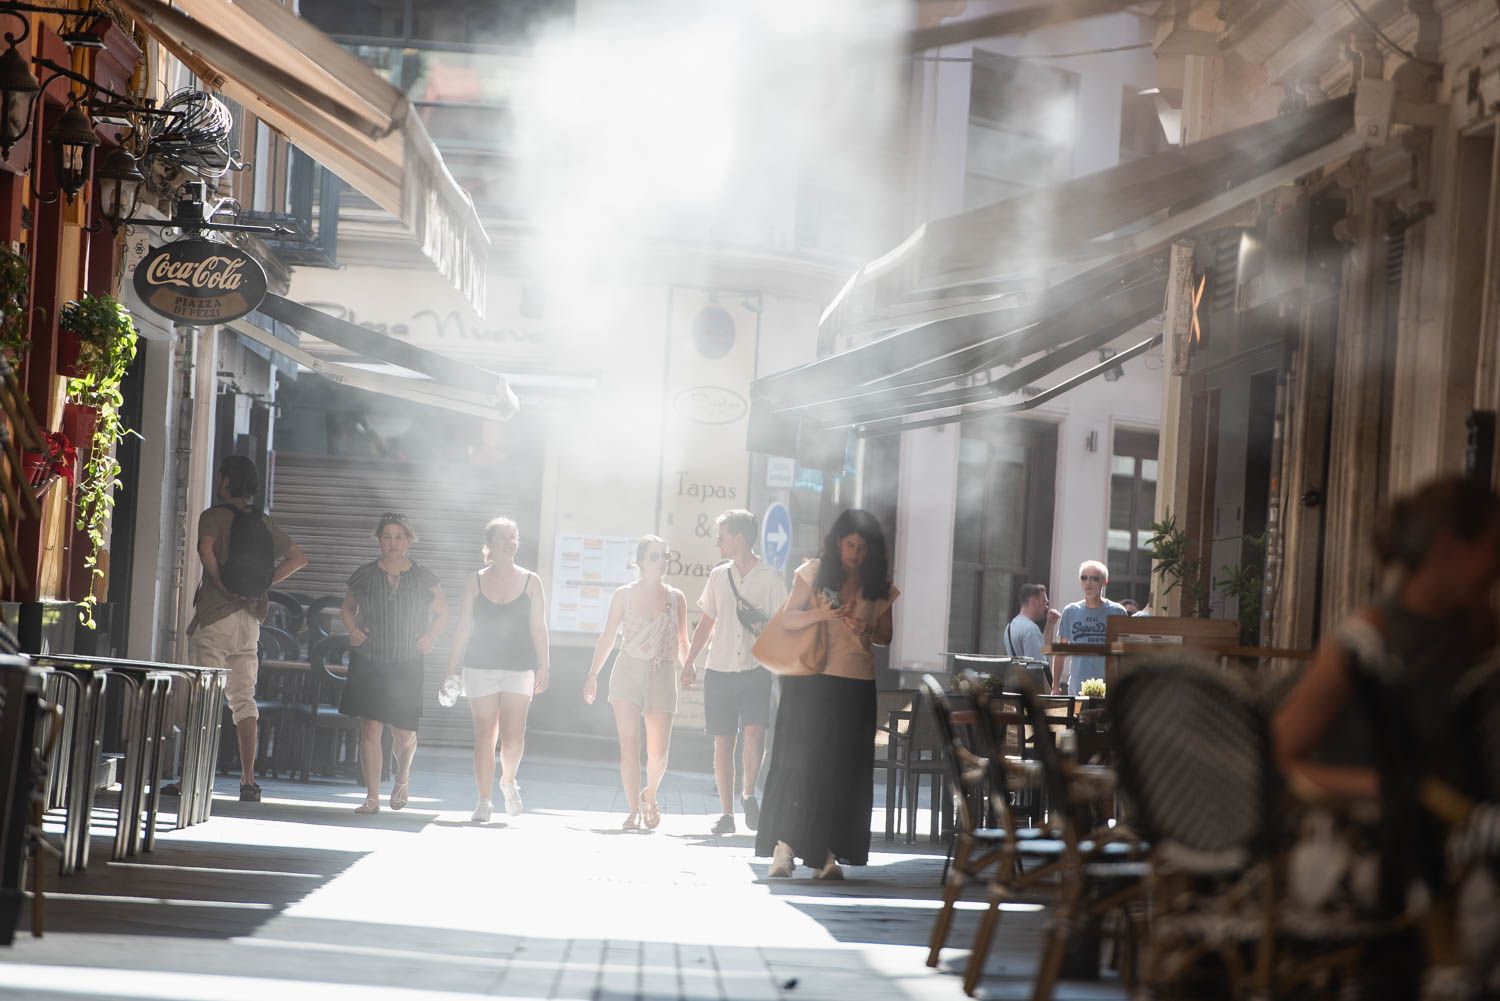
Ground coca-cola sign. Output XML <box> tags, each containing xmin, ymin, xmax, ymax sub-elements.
<box><xmin>132</xmin><ymin>237</ymin><xmax>268</xmax><ymax>325</ymax></box>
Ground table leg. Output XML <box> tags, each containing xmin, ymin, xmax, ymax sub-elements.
<box><xmin>142</xmin><ymin>679</ymin><xmax>170</xmax><ymax>852</ymax></box>
<box><xmin>176</xmin><ymin>676</ymin><xmax>201</xmax><ymax>830</ymax></box>
<box><xmin>61</xmin><ymin>675</ymin><xmax>104</xmax><ymax>875</ymax></box>
<box><xmin>195</xmin><ymin>674</ymin><xmax>226</xmax><ymax>825</ymax></box>
<box><xmin>112</xmin><ymin>674</ymin><xmax>145</xmax><ymax>861</ymax></box>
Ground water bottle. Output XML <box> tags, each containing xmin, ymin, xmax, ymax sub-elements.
<box><xmin>437</xmin><ymin>675</ymin><xmax>463</xmax><ymax>708</ymax></box>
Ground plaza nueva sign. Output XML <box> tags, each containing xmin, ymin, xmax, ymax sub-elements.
<box><xmin>132</xmin><ymin>237</ymin><xmax>268</xmax><ymax>325</ymax></box>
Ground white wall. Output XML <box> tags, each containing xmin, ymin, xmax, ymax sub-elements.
<box><xmin>885</xmin><ymin>12</ymin><xmax>1163</xmax><ymax>669</ymax></box>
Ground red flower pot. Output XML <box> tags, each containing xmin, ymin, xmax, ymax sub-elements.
<box><xmin>56</xmin><ymin>327</ymin><xmax>86</xmax><ymax>378</ymax></box>
<box><xmin>61</xmin><ymin>403</ymin><xmax>98</xmax><ymax>452</ymax></box>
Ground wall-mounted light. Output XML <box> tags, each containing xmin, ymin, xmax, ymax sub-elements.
<box><xmin>94</xmin><ymin>145</ymin><xmax>143</xmax><ymax>228</ymax></box>
<box><xmin>45</xmin><ymin>99</ymin><xmax>97</xmax><ymax>202</ymax></box>
<box><xmin>0</xmin><ymin>3</ymin><xmax>104</xmax><ymax>162</ymax></box>
<box><xmin>0</xmin><ymin>41</ymin><xmax>38</xmax><ymax>158</ymax></box>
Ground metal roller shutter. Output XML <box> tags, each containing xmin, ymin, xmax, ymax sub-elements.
<box><xmin>269</xmin><ymin>452</ymin><xmax>537</xmax><ymax>747</ymax></box>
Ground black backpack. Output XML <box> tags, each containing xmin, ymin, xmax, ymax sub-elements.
<box><xmin>217</xmin><ymin>504</ymin><xmax>276</xmax><ymax>597</ymax></box>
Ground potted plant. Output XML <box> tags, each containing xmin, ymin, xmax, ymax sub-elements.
<box><xmin>21</xmin><ymin>429</ymin><xmax>77</xmax><ymax>499</ymax></box>
<box><xmin>58</xmin><ymin>292</ymin><xmax>132</xmax><ymax>379</ymax></box>
<box><xmin>1078</xmin><ymin>678</ymin><xmax>1107</xmax><ymax>702</ymax></box>
<box><xmin>61</xmin><ymin>292</ymin><xmax>138</xmax><ymax>627</ymax></box>
<box><xmin>0</xmin><ymin>244</ymin><xmax>30</xmax><ymax>362</ymax></box>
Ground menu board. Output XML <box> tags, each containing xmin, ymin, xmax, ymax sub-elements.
<box><xmin>548</xmin><ymin>534</ymin><xmax>639</xmax><ymax>633</ymax></box>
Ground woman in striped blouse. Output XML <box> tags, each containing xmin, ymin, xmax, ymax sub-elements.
<box><xmin>340</xmin><ymin>513</ymin><xmax>449</xmax><ymax>814</ymax></box>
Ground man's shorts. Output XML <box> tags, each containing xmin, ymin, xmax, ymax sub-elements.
<box><xmin>703</xmin><ymin>666</ymin><xmax>773</xmax><ymax>736</ymax></box>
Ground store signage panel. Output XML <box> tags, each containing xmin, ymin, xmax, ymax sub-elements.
<box><xmin>132</xmin><ymin>237</ymin><xmax>268</xmax><ymax>325</ymax></box>
<box><xmin>548</xmin><ymin>534</ymin><xmax>639</xmax><ymax>633</ymax></box>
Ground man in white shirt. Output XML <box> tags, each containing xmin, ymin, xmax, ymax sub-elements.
<box><xmin>1003</xmin><ymin>583</ymin><xmax>1059</xmax><ymax>663</ymax></box>
<box><xmin>683</xmin><ymin>510</ymin><xmax>790</xmax><ymax>836</ymax></box>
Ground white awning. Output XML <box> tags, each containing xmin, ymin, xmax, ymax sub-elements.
<box><xmin>820</xmin><ymin>95</ymin><xmax>1362</xmax><ymax>349</ymax></box>
<box><xmin>227</xmin><ymin>317</ymin><xmax>517</xmax><ymax>422</ymax></box>
<box><xmin>115</xmin><ymin>0</ymin><xmax>487</xmax><ymax>316</ymax></box>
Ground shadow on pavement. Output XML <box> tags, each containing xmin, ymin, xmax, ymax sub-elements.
<box><xmin>25</xmin><ymin>837</ymin><xmax>366</xmax><ymax>941</ymax></box>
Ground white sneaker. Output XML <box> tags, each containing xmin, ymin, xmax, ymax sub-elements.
<box><xmin>470</xmin><ymin>800</ymin><xmax>492</xmax><ymax>823</ymax></box>
<box><xmin>768</xmin><ymin>840</ymin><xmax>795</xmax><ymax>878</ymax></box>
<box><xmin>501</xmin><ymin>782</ymin><xmax>523</xmax><ymax>817</ymax></box>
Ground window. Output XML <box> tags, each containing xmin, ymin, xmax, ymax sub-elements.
<box><xmin>1107</xmin><ymin>429</ymin><xmax>1159</xmax><ymax>608</ymax></box>
<box><xmin>1118</xmin><ymin>86</ymin><xmax>1169</xmax><ymax>161</ymax></box>
<box><xmin>963</xmin><ymin>50</ymin><xmax>1077</xmax><ymax>209</ymax></box>
<box><xmin>947</xmin><ymin>419</ymin><xmax>1057</xmax><ymax>654</ymax></box>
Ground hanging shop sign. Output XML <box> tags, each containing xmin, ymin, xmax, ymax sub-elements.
<box><xmin>132</xmin><ymin>238</ymin><xmax>268</xmax><ymax>325</ymax></box>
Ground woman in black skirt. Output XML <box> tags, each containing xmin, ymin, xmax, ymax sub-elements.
<box><xmin>341</xmin><ymin>513</ymin><xmax>449</xmax><ymax>814</ymax></box>
<box><xmin>755</xmin><ymin>509</ymin><xmax>898</xmax><ymax>879</ymax></box>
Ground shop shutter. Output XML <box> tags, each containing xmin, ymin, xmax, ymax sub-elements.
<box><xmin>269</xmin><ymin>453</ymin><xmax>531</xmax><ymax>747</ymax></box>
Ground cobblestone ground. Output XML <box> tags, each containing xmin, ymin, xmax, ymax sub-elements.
<box><xmin>0</xmin><ymin>748</ymin><xmax>1126</xmax><ymax>1000</ymax></box>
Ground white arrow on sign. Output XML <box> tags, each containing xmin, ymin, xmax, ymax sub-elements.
<box><xmin>766</xmin><ymin>525</ymin><xmax>788</xmax><ymax>550</ymax></box>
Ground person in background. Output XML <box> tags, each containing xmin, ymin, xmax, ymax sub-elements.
<box><xmin>682</xmin><ymin>509</ymin><xmax>789</xmax><ymax>837</ymax></box>
<box><xmin>341</xmin><ymin>513</ymin><xmax>449</xmax><ymax>815</ymax></box>
<box><xmin>187</xmin><ymin>455</ymin><xmax>307</xmax><ymax>803</ymax></box>
<box><xmin>1003</xmin><ymin>583</ymin><xmax>1059</xmax><ymax>662</ymax></box>
<box><xmin>583</xmin><ymin>535</ymin><xmax>689</xmax><ymax>831</ymax></box>
<box><xmin>756</xmin><ymin>509</ymin><xmax>898</xmax><ymax>880</ymax></box>
<box><xmin>1120</xmin><ymin>597</ymin><xmax>1140</xmax><ymax>616</ymax></box>
<box><xmin>1051</xmin><ymin>560</ymin><xmax>1128</xmax><ymax>696</ymax></box>
<box><xmin>1274</xmin><ymin>477</ymin><xmax>1500</xmax><ymax>995</ymax></box>
<box><xmin>444</xmin><ymin>517</ymin><xmax>550</xmax><ymax>823</ymax></box>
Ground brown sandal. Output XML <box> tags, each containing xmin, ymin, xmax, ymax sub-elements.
<box><xmin>640</xmin><ymin>789</ymin><xmax>661</xmax><ymax>830</ymax></box>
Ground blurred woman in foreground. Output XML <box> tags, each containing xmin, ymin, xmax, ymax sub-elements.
<box><xmin>1274</xmin><ymin>476</ymin><xmax>1500</xmax><ymax>994</ymax></box>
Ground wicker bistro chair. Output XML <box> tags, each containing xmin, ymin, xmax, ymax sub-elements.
<box><xmin>1014</xmin><ymin>681</ymin><xmax>1148</xmax><ymax>1001</ymax></box>
<box><xmin>924</xmin><ymin>674</ymin><xmax>1055</xmax><ymax>975</ymax></box>
<box><xmin>1110</xmin><ymin>653</ymin><xmax>1391</xmax><ymax>999</ymax></box>
<box><xmin>936</xmin><ymin>672</ymin><xmax>1144</xmax><ymax>998</ymax></box>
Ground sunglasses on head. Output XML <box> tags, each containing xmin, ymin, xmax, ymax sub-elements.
<box><xmin>1080</xmin><ymin>574</ymin><xmax>1103</xmax><ymax>583</ymax></box>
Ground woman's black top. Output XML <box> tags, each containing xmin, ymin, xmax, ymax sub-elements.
<box><xmin>466</xmin><ymin>570</ymin><xmax>539</xmax><ymax>672</ymax></box>
<box><xmin>347</xmin><ymin>560</ymin><xmax>439</xmax><ymax>664</ymax></box>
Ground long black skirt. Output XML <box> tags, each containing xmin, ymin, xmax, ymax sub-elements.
<box><xmin>754</xmin><ymin>674</ymin><xmax>875</xmax><ymax>866</ymax></box>
<box><xmin>340</xmin><ymin>651</ymin><xmax>424</xmax><ymax>732</ymax></box>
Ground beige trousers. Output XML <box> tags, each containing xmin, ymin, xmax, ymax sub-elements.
<box><xmin>189</xmin><ymin>608</ymin><xmax>261</xmax><ymax>723</ymax></box>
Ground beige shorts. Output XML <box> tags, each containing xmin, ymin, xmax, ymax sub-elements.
<box><xmin>463</xmin><ymin>667</ymin><xmax>534</xmax><ymax>700</ymax></box>
<box><xmin>189</xmin><ymin>608</ymin><xmax>261</xmax><ymax>724</ymax></box>
<box><xmin>608</xmin><ymin>652</ymin><xmax>679</xmax><ymax>715</ymax></box>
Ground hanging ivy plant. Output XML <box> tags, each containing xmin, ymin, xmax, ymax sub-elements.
<box><xmin>62</xmin><ymin>293</ymin><xmax>139</xmax><ymax>628</ymax></box>
<box><xmin>0</xmin><ymin>245</ymin><xmax>31</xmax><ymax>362</ymax></box>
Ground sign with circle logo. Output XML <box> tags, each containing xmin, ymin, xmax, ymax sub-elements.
<box><xmin>132</xmin><ymin>237</ymin><xmax>268</xmax><ymax>326</ymax></box>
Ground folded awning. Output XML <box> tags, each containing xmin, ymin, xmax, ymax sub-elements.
<box><xmin>822</xmin><ymin>95</ymin><xmax>1359</xmax><ymax>345</ymax></box>
<box><xmin>753</xmin><ymin>95</ymin><xmax>1366</xmax><ymax>457</ymax></box>
<box><xmin>230</xmin><ymin>294</ymin><xmax>519</xmax><ymax>422</ymax></box>
<box><xmin>115</xmin><ymin>0</ymin><xmax>487</xmax><ymax>315</ymax></box>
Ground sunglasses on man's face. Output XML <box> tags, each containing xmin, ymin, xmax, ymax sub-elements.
<box><xmin>1080</xmin><ymin>574</ymin><xmax>1103</xmax><ymax>583</ymax></box>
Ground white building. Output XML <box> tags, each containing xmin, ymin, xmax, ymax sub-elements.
<box><xmin>775</xmin><ymin>7</ymin><xmax>1169</xmax><ymax>674</ymax></box>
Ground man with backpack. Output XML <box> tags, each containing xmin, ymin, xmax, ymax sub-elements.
<box><xmin>187</xmin><ymin>455</ymin><xmax>307</xmax><ymax>801</ymax></box>
<box><xmin>681</xmin><ymin>509</ymin><xmax>789</xmax><ymax>836</ymax></box>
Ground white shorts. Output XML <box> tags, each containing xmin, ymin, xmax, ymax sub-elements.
<box><xmin>463</xmin><ymin>667</ymin><xmax>535</xmax><ymax>700</ymax></box>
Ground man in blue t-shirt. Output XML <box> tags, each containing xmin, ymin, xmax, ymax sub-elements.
<box><xmin>1051</xmin><ymin>560</ymin><xmax>1128</xmax><ymax>695</ymax></box>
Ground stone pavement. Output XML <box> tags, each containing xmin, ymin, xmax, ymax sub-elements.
<box><xmin>0</xmin><ymin>749</ymin><xmax>1127</xmax><ymax>1000</ymax></box>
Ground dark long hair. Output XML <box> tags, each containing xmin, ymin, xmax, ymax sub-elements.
<box><xmin>1372</xmin><ymin>476</ymin><xmax>1500</xmax><ymax>571</ymax></box>
<box><xmin>814</xmin><ymin>508</ymin><xmax>891</xmax><ymax>601</ymax></box>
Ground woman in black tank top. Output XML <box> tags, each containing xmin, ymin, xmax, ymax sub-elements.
<box><xmin>444</xmin><ymin>517</ymin><xmax>551</xmax><ymax>822</ymax></box>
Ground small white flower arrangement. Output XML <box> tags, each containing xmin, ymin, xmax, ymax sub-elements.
<box><xmin>1079</xmin><ymin>678</ymin><xmax>1107</xmax><ymax>699</ymax></box>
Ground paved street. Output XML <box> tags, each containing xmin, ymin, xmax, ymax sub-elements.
<box><xmin>1</xmin><ymin>751</ymin><xmax>1126</xmax><ymax>1001</ymax></box>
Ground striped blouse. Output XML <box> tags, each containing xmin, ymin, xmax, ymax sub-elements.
<box><xmin>347</xmin><ymin>560</ymin><xmax>440</xmax><ymax>664</ymax></box>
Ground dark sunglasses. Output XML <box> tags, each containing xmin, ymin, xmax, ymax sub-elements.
<box><xmin>1080</xmin><ymin>574</ymin><xmax>1103</xmax><ymax>583</ymax></box>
